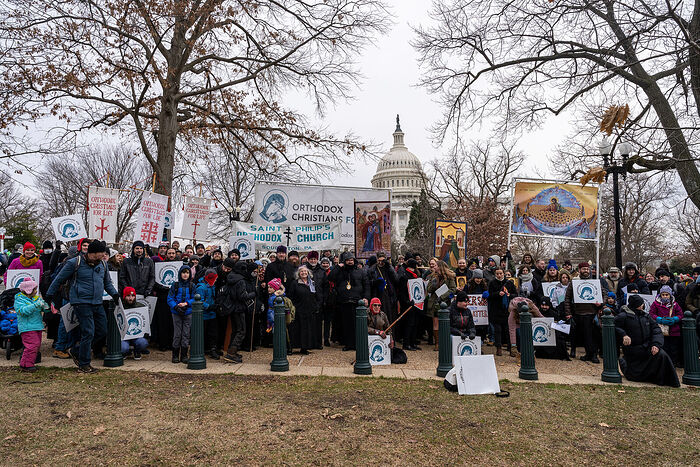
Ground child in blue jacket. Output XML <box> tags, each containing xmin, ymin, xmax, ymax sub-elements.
<box><xmin>167</xmin><ymin>265</ymin><xmax>195</xmax><ymax>364</ymax></box>
<box><xmin>195</xmin><ymin>269</ymin><xmax>219</xmax><ymax>360</ymax></box>
<box><xmin>15</xmin><ymin>278</ymin><xmax>48</xmax><ymax>372</ymax></box>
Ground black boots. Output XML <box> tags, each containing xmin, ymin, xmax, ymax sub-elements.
<box><xmin>207</xmin><ymin>348</ymin><xmax>220</xmax><ymax>360</ymax></box>
<box><xmin>180</xmin><ymin>347</ymin><xmax>189</xmax><ymax>364</ymax></box>
<box><xmin>172</xmin><ymin>349</ymin><xmax>179</xmax><ymax>364</ymax></box>
<box><xmin>223</xmin><ymin>346</ymin><xmax>243</xmax><ymax>363</ymax></box>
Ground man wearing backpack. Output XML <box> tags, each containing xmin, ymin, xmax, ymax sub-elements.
<box><xmin>46</xmin><ymin>240</ymin><xmax>119</xmax><ymax>373</ymax></box>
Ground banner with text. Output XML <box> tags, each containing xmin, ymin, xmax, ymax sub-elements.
<box><xmin>51</xmin><ymin>215</ymin><xmax>87</xmax><ymax>243</ymax></box>
<box><xmin>180</xmin><ymin>196</ymin><xmax>211</xmax><ymax>241</ymax></box>
<box><xmin>466</xmin><ymin>295</ymin><xmax>489</xmax><ymax>326</ymax></box>
<box><xmin>88</xmin><ymin>186</ymin><xmax>119</xmax><ymax>244</ymax></box>
<box><xmin>133</xmin><ymin>191</ymin><xmax>168</xmax><ymax>245</ymax></box>
<box><xmin>230</xmin><ymin>221</ymin><xmax>340</xmax><ymax>253</ymax></box>
<box><xmin>254</xmin><ymin>182</ymin><xmax>390</xmax><ymax>244</ymax></box>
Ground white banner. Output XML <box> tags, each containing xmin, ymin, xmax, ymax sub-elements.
<box><xmin>88</xmin><ymin>186</ymin><xmax>119</xmax><ymax>244</ymax></box>
<box><xmin>155</xmin><ymin>261</ymin><xmax>182</xmax><ymax>287</ymax></box>
<box><xmin>180</xmin><ymin>196</ymin><xmax>211</xmax><ymax>241</ymax></box>
<box><xmin>466</xmin><ymin>295</ymin><xmax>489</xmax><ymax>326</ymax></box>
<box><xmin>102</xmin><ymin>271</ymin><xmax>118</xmax><ymax>301</ymax></box>
<box><xmin>124</xmin><ymin>305</ymin><xmax>151</xmax><ymax>339</ymax></box>
<box><xmin>452</xmin><ymin>335</ymin><xmax>482</xmax><ymax>357</ymax></box>
<box><xmin>50</xmin><ymin>215</ymin><xmax>87</xmax><ymax>242</ymax></box>
<box><xmin>532</xmin><ymin>317</ymin><xmax>556</xmax><ymax>347</ymax></box>
<box><xmin>6</xmin><ymin>269</ymin><xmax>41</xmax><ymax>290</ymax></box>
<box><xmin>133</xmin><ymin>191</ymin><xmax>168</xmax><ymax>245</ymax></box>
<box><xmin>254</xmin><ymin>182</ymin><xmax>390</xmax><ymax>244</ymax></box>
<box><xmin>60</xmin><ymin>303</ymin><xmax>80</xmax><ymax>333</ymax></box>
<box><xmin>572</xmin><ymin>279</ymin><xmax>603</xmax><ymax>304</ymax></box>
<box><xmin>114</xmin><ymin>300</ymin><xmax>127</xmax><ymax>340</ymax></box>
<box><xmin>368</xmin><ymin>335</ymin><xmax>391</xmax><ymax>366</ymax></box>
<box><xmin>230</xmin><ymin>221</ymin><xmax>341</xmax><ymax>253</ymax></box>
<box><xmin>229</xmin><ymin>237</ymin><xmax>255</xmax><ymax>260</ymax></box>
<box><xmin>407</xmin><ymin>278</ymin><xmax>426</xmax><ymax>311</ymax></box>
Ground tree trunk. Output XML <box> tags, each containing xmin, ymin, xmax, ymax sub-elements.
<box><xmin>156</xmin><ymin>88</ymin><xmax>177</xmax><ymax>200</ymax></box>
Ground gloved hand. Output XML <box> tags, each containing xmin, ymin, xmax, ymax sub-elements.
<box><xmin>111</xmin><ymin>294</ymin><xmax>120</xmax><ymax>303</ymax></box>
<box><xmin>482</xmin><ymin>291</ymin><xmax>489</xmax><ymax>299</ymax></box>
<box><xmin>460</xmin><ymin>332</ymin><xmax>467</xmax><ymax>340</ymax></box>
<box><xmin>672</xmin><ymin>316</ymin><xmax>680</xmax><ymax>324</ymax></box>
<box><xmin>655</xmin><ymin>316</ymin><xmax>662</xmax><ymax>323</ymax></box>
<box><xmin>661</xmin><ymin>317</ymin><xmax>673</xmax><ymax>325</ymax></box>
<box><xmin>469</xmin><ymin>333</ymin><xmax>476</xmax><ymax>340</ymax></box>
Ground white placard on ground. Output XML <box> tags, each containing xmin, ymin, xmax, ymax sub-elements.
<box><xmin>455</xmin><ymin>355</ymin><xmax>501</xmax><ymax>395</ymax></box>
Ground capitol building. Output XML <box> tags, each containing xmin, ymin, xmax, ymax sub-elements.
<box><xmin>371</xmin><ymin>116</ymin><xmax>426</xmax><ymax>242</ymax></box>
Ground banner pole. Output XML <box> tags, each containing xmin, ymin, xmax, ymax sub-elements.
<box><xmin>506</xmin><ymin>180</ymin><xmax>516</xmax><ymax>269</ymax></box>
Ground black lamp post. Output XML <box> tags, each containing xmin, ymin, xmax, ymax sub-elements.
<box><xmin>599</xmin><ymin>138</ymin><xmax>631</xmax><ymax>270</ymax></box>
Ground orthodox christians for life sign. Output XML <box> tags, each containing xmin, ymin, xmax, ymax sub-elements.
<box><xmin>230</xmin><ymin>221</ymin><xmax>340</xmax><ymax>252</ymax></box>
<box><xmin>253</xmin><ymin>181</ymin><xmax>390</xmax><ymax>244</ymax></box>
<box><xmin>88</xmin><ymin>186</ymin><xmax>119</xmax><ymax>244</ymax></box>
<box><xmin>133</xmin><ymin>192</ymin><xmax>168</xmax><ymax>245</ymax></box>
<box><xmin>180</xmin><ymin>196</ymin><xmax>211</xmax><ymax>241</ymax></box>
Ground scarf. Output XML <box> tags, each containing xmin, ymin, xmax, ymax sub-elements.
<box><xmin>19</xmin><ymin>255</ymin><xmax>39</xmax><ymax>268</ymax></box>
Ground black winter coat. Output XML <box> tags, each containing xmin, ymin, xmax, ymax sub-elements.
<box><xmin>327</xmin><ymin>264</ymin><xmax>370</xmax><ymax>304</ymax></box>
<box><xmin>119</xmin><ymin>254</ymin><xmax>155</xmax><ymax>296</ymax></box>
<box><xmin>614</xmin><ymin>306</ymin><xmax>663</xmax><ymax>360</ymax></box>
<box><xmin>265</xmin><ymin>259</ymin><xmax>297</xmax><ymax>290</ymax></box>
<box><xmin>448</xmin><ymin>301</ymin><xmax>476</xmax><ymax>337</ymax></box>
<box><xmin>487</xmin><ymin>278</ymin><xmax>517</xmax><ymax>324</ymax></box>
<box><xmin>221</xmin><ymin>272</ymin><xmax>256</xmax><ymax>314</ymax></box>
<box><xmin>309</xmin><ymin>264</ymin><xmax>330</xmax><ymax>306</ymax></box>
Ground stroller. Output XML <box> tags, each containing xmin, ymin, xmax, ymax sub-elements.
<box><xmin>0</xmin><ymin>288</ymin><xmax>22</xmax><ymax>360</ymax></box>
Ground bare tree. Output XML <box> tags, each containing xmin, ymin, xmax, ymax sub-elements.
<box><xmin>0</xmin><ymin>170</ymin><xmax>48</xmax><ymax>244</ymax></box>
<box><xmin>38</xmin><ymin>146</ymin><xmax>148</xmax><ymax>243</ymax></box>
<box><xmin>414</xmin><ymin>0</ymin><xmax>700</xmax><ymax>209</ymax></box>
<box><xmin>1</xmin><ymin>0</ymin><xmax>389</xmax><ymax>198</ymax></box>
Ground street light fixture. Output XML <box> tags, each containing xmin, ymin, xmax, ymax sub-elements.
<box><xmin>599</xmin><ymin>137</ymin><xmax>631</xmax><ymax>269</ymax></box>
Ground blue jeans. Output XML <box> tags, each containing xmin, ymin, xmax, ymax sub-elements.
<box><xmin>121</xmin><ymin>338</ymin><xmax>148</xmax><ymax>354</ymax></box>
<box><xmin>70</xmin><ymin>304</ymin><xmax>107</xmax><ymax>366</ymax></box>
<box><xmin>55</xmin><ymin>317</ymin><xmax>75</xmax><ymax>351</ymax></box>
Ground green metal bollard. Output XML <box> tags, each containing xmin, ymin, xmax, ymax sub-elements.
<box><xmin>518</xmin><ymin>303</ymin><xmax>538</xmax><ymax>381</ymax></box>
<box><xmin>187</xmin><ymin>294</ymin><xmax>206</xmax><ymax>370</ymax></box>
<box><xmin>437</xmin><ymin>302</ymin><xmax>452</xmax><ymax>377</ymax></box>
<box><xmin>270</xmin><ymin>296</ymin><xmax>289</xmax><ymax>372</ymax></box>
<box><xmin>682</xmin><ymin>311</ymin><xmax>700</xmax><ymax>386</ymax></box>
<box><xmin>104</xmin><ymin>300</ymin><xmax>124</xmax><ymax>368</ymax></box>
<box><xmin>601</xmin><ymin>307</ymin><xmax>622</xmax><ymax>383</ymax></box>
<box><xmin>354</xmin><ymin>300</ymin><xmax>372</xmax><ymax>375</ymax></box>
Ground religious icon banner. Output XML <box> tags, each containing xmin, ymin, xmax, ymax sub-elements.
<box><xmin>434</xmin><ymin>220</ymin><xmax>467</xmax><ymax>268</ymax></box>
<box><xmin>511</xmin><ymin>181</ymin><xmax>599</xmax><ymax>239</ymax></box>
<box><xmin>133</xmin><ymin>191</ymin><xmax>168</xmax><ymax>246</ymax></box>
<box><xmin>354</xmin><ymin>200</ymin><xmax>391</xmax><ymax>259</ymax></box>
<box><xmin>88</xmin><ymin>186</ymin><xmax>119</xmax><ymax>244</ymax></box>
<box><xmin>180</xmin><ymin>195</ymin><xmax>211</xmax><ymax>241</ymax></box>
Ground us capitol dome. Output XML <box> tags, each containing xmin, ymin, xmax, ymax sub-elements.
<box><xmin>371</xmin><ymin>115</ymin><xmax>426</xmax><ymax>241</ymax></box>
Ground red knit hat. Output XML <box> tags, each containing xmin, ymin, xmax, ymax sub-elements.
<box><xmin>123</xmin><ymin>287</ymin><xmax>136</xmax><ymax>298</ymax></box>
<box><xmin>23</xmin><ymin>242</ymin><xmax>35</xmax><ymax>250</ymax></box>
<box><xmin>578</xmin><ymin>262</ymin><xmax>590</xmax><ymax>269</ymax></box>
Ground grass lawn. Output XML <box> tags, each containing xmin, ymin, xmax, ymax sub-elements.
<box><xmin>0</xmin><ymin>368</ymin><xmax>698</xmax><ymax>466</ymax></box>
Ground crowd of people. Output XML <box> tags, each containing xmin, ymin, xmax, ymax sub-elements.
<box><xmin>1</xmin><ymin>239</ymin><xmax>698</xmax><ymax>387</ymax></box>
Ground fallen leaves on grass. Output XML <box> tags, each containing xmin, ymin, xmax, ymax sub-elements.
<box><xmin>93</xmin><ymin>426</ymin><xmax>105</xmax><ymax>436</ymax></box>
<box><xmin>321</xmin><ymin>408</ymin><xmax>343</xmax><ymax>420</ymax></box>
<box><xmin>4</xmin><ymin>434</ymin><xmax>16</xmax><ymax>440</ymax></box>
<box><xmin>598</xmin><ymin>423</ymin><xmax>611</xmax><ymax>428</ymax></box>
<box><xmin>66</xmin><ymin>411</ymin><xmax>72</xmax><ymax>419</ymax></box>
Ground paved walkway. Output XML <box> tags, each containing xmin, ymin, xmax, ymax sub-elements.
<box><xmin>1</xmin><ymin>338</ymin><xmax>693</xmax><ymax>388</ymax></box>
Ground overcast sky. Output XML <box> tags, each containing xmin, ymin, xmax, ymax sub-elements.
<box><xmin>301</xmin><ymin>0</ymin><xmax>573</xmax><ymax>188</ymax></box>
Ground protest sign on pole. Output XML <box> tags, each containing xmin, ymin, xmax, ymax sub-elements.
<box><xmin>88</xmin><ymin>186</ymin><xmax>119</xmax><ymax>244</ymax></box>
<box><xmin>407</xmin><ymin>278</ymin><xmax>426</xmax><ymax>311</ymax></box>
<box><xmin>451</xmin><ymin>336</ymin><xmax>482</xmax><ymax>357</ymax></box>
<box><xmin>230</xmin><ymin>221</ymin><xmax>340</xmax><ymax>253</ymax></box>
<box><xmin>155</xmin><ymin>261</ymin><xmax>182</xmax><ymax>287</ymax></box>
<box><xmin>180</xmin><ymin>196</ymin><xmax>211</xmax><ymax>241</ymax></box>
<box><xmin>572</xmin><ymin>279</ymin><xmax>603</xmax><ymax>304</ymax></box>
<box><xmin>532</xmin><ymin>318</ymin><xmax>556</xmax><ymax>346</ymax></box>
<box><xmin>6</xmin><ymin>269</ymin><xmax>41</xmax><ymax>290</ymax></box>
<box><xmin>254</xmin><ymin>181</ymin><xmax>390</xmax><ymax>244</ymax></box>
<box><xmin>133</xmin><ymin>191</ymin><xmax>168</xmax><ymax>245</ymax></box>
<box><xmin>61</xmin><ymin>303</ymin><xmax>80</xmax><ymax>333</ymax></box>
<box><xmin>368</xmin><ymin>336</ymin><xmax>391</xmax><ymax>366</ymax></box>
<box><xmin>51</xmin><ymin>215</ymin><xmax>87</xmax><ymax>242</ymax></box>
<box><xmin>466</xmin><ymin>295</ymin><xmax>489</xmax><ymax>326</ymax></box>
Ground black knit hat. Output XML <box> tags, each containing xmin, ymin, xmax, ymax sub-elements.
<box><xmin>405</xmin><ymin>259</ymin><xmax>418</xmax><ymax>269</ymax></box>
<box><xmin>628</xmin><ymin>294</ymin><xmax>645</xmax><ymax>310</ymax></box>
<box><xmin>456</xmin><ymin>291</ymin><xmax>468</xmax><ymax>302</ymax></box>
<box><xmin>87</xmin><ymin>240</ymin><xmax>107</xmax><ymax>254</ymax></box>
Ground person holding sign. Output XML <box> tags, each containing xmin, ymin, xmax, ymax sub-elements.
<box><xmin>615</xmin><ymin>295</ymin><xmax>680</xmax><ymax>387</ymax></box>
<box><xmin>367</xmin><ymin>298</ymin><xmax>392</xmax><ymax>343</ymax></box>
<box><xmin>486</xmin><ymin>268</ymin><xmax>516</xmax><ymax>356</ymax></box>
<box><xmin>4</xmin><ymin>242</ymin><xmax>44</xmax><ymax>286</ymax></box>
<box><xmin>396</xmin><ymin>259</ymin><xmax>421</xmax><ymax>351</ymax></box>
<box><xmin>14</xmin><ymin>278</ymin><xmax>48</xmax><ymax>372</ymax></box>
<box><xmin>449</xmin><ymin>292</ymin><xmax>476</xmax><ymax>341</ymax></box>
<box><xmin>426</xmin><ymin>258</ymin><xmax>456</xmax><ymax>351</ymax></box>
<box><xmin>167</xmin><ymin>265</ymin><xmax>196</xmax><ymax>364</ymax></box>
<box><xmin>120</xmin><ymin>287</ymin><xmax>149</xmax><ymax>360</ymax></box>
<box><xmin>648</xmin><ymin>285</ymin><xmax>684</xmax><ymax>366</ymax></box>
<box><xmin>564</xmin><ymin>262</ymin><xmax>602</xmax><ymax>363</ymax></box>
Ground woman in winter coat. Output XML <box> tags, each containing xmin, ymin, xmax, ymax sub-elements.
<box><xmin>289</xmin><ymin>265</ymin><xmax>317</xmax><ymax>354</ymax></box>
<box><xmin>449</xmin><ymin>291</ymin><xmax>476</xmax><ymax>339</ymax></box>
<box><xmin>648</xmin><ymin>285</ymin><xmax>684</xmax><ymax>365</ymax></box>
<box><xmin>536</xmin><ymin>297</ymin><xmax>570</xmax><ymax>360</ymax></box>
<box><xmin>486</xmin><ymin>268</ymin><xmax>517</xmax><ymax>356</ymax></box>
<box><xmin>466</xmin><ymin>270</ymin><xmax>487</xmax><ymax>295</ymax></box>
<box><xmin>507</xmin><ymin>297</ymin><xmax>542</xmax><ymax>357</ymax></box>
<box><xmin>516</xmin><ymin>265</ymin><xmax>541</xmax><ymax>307</ymax></box>
<box><xmin>425</xmin><ymin>258</ymin><xmax>457</xmax><ymax>350</ymax></box>
<box><xmin>4</xmin><ymin>242</ymin><xmax>44</xmax><ymax>287</ymax></box>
